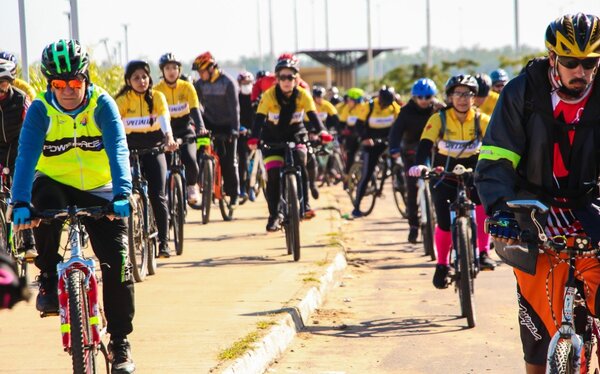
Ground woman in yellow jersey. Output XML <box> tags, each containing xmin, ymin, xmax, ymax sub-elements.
<box><xmin>408</xmin><ymin>75</ymin><xmax>495</xmax><ymax>289</ymax></box>
<box><xmin>115</xmin><ymin>60</ymin><xmax>178</xmax><ymax>258</ymax></box>
<box><xmin>155</xmin><ymin>53</ymin><xmax>207</xmax><ymax>205</ymax></box>
<box><xmin>339</xmin><ymin>88</ymin><xmax>369</xmax><ymax>179</ymax></box>
<box><xmin>248</xmin><ymin>55</ymin><xmax>331</xmax><ymax>232</ymax></box>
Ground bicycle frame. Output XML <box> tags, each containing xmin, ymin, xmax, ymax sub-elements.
<box><xmin>130</xmin><ymin>149</ymin><xmax>158</xmax><ymax>240</ymax></box>
<box><xmin>280</xmin><ymin>142</ymin><xmax>305</xmax><ymax>218</ymax></box>
<box><xmin>198</xmin><ymin>137</ymin><xmax>224</xmax><ymax>201</ymax></box>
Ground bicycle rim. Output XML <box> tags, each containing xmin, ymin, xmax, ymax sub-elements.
<box><xmin>355</xmin><ymin>173</ymin><xmax>377</xmax><ymax>216</ymax></box>
<box><xmin>68</xmin><ymin>270</ymin><xmax>96</xmax><ymax>374</ymax></box>
<box><xmin>391</xmin><ymin>165</ymin><xmax>408</xmax><ymax>218</ymax></box>
<box><xmin>128</xmin><ymin>194</ymin><xmax>147</xmax><ymax>282</ymax></box>
<box><xmin>423</xmin><ymin>187</ymin><xmax>436</xmax><ymax>261</ymax></box>
<box><xmin>219</xmin><ymin>176</ymin><xmax>234</xmax><ymax>221</ymax></box>
<box><xmin>146</xmin><ymin>203</ymin><xmax>158</xmax><ymax>276</ymax></box>
<box><xmin>284</xmin><ymin>173</ymin><xmax>301</xmax><ymax>261</ymax></box>
<box><xmin>456</xmin><ymin>217</ymin><xmax>476</xmax><ymax>328</ymax></box>
<box><xmin>201</xmin><ymin>159</ymin><xmax>213</xmax><ymax>224</ymax></box>
<box><xmin>172</xmin><ymin>174</ymin><xmax>185</xmax><ymax>255</ymax></box>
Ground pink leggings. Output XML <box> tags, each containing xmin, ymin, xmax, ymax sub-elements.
<box><xmin>435</xmin><ymin>205</ymin><xmax>490</xmax><ymax>265</ymax></box>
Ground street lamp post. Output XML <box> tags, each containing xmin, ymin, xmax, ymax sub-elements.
<box><xmin>123</xmin><ymin>24</ymin><xmax>129</xmax><ymax>63</ymax></box>
<box><xmin>69</xmin><ymin>0</ymin><xmax>80</xmax><ymax>40</ymax></box>
<box><xmin>64</xmin><ymin>12</ymin><xmax>72</xmax><ymax>39</ymax></box>
<box><xmin>17</xmin><ymin>0</ymin><xmax>29</xmax><ymax>81</ymax></box>
<box><xmin>366</xmin><ymin>0</ymin><xmax>374</xmax><ymax>89</ymax></box>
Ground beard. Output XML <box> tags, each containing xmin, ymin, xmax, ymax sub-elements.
<box><xmin>559</xmin><ymin>78</ymin><xmax>588</xmax><ymax>98</ymax></box>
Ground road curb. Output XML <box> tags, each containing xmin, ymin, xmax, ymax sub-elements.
<box><xmin>221</xmin><ymin>250</ymin><xmax>348</xmax><ymax>374</ymax></box>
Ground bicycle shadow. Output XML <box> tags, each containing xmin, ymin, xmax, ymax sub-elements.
<box><xmin>156</xmin><ymin>255</ymin><xmax>288</xmax><ymax>269</ymax></box>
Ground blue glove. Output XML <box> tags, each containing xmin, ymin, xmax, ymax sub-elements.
<box><xmin>485</xmin><ymin>211</ymin><xmax>521</xmax><ymax>240</ymax></box>
<box><xmin>12</xmin><ymin>206</ymin><xmax>31</xmax><ymax>226</ymax></box>
<box><xmin>111</xmin><ymin>197</ymin><xmax>131</xmax><ymax>218</ymax></box>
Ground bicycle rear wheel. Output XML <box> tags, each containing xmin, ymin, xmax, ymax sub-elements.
<box><xmin>170</xmin><ymin>173</ymin><xmax>185</xmax><ymax>255</ymax></box>
<box><xmin>128</xmin><ymin>193</ymin><xmax>148</xmax><ymax>283</ymax></box>
<box><xmin>548</xmin><ymin>339</ymin><xmax>575</xmax><ymax>374</ymax></box>
<box><xmin>218</xmin><ymin>172</ymin><xmax>234</xmax><ymax>221</ymax></box>
<box><xmin>391</xmin><ymin>164</ymin><xmax>408</xmax><ymax>218</ymax></box>
<box><xmin>67</xmin><ymin>269</ymin><xmax>96</xmax><ymax>374</ymax></box>
<box><xmin>284</xmin><ymin>173</ymin><xmax>301</xmax><ymax>261</ymax></box>
<box><xmin>147</xmin><ymin>202</ymin><xmax>158</xmax><ymax>276</ymax></box>
<box><xmin>200</xmin><ymin>158</ymin><xmax>213</xmax><ymax>224</ymax></box>
<box><xmin>421</xmin><ymin>184</ymin><xmax>436</xmax><ymax>261</ymax></box>
<box><xmin>349</xmin><ymin>162</ymin><xmax>377</xmax><ymax>216</ymax></box>
<box><xmin>455</xmin><ymin>216</ymin><xmax>476</xmax><ymax>328</ymax></box>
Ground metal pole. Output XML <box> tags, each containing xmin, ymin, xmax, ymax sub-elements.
<box><xmin>294</xmin><ymin>0</ymin><xmax>299</xmax><ymax>52</ymax></box>
<box><xmin>268</xmin><ymin>0</ymin><xmax>274</xmax><ymax>59</ymax></box>
<box><xmin>426</xmin><ymin>0</ymin><xmax>432</xmax><ymax>67</ymax></box>
<box><xmin>17</xmin><ymin>0</ymin><xmax>29</xmax><ymax>81</ymax></box>
<box><xmin>69</xmin><ymin>0</ymin><xmax>80</xmax><ymax>40</ymax></box>
<box><xmin>311</xmin><ymin>0</ymin><xmax>316</xmax><ymax>49</ymax></box>
<box><xmin>117</xmin><ymin>41</ymin><xmax>122</xmax><ymax>66</ymax></box>
<box><xmin>325</xmin><ymin>0</ymin><xmax>330</xmax><ymax>51</ymax></box>
<box><xmin>64</xmin><ymin>12</ymin><xmax>72</xmax><ymax>39</ymax></box>
<box><xmin>367</xmin><ymin>0</ymin><xmax>374</xmax><ymax>88</ymax></box>
<box><xmin>257</xmin><ymin>0</ymin><xmax>263</xmax><ymax>69</ymax></box>
<box><xmin>514</xmin><ymin>0</ymin><xmax>520</xmax><ymax>56</ymax></box>
<box><xmin>123</xmin><ymin>24</ymin><xmax>129</xmax><ymax>63</ymax></box>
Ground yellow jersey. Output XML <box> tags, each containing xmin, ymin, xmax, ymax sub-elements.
<box><xmin>154</xmin><ymin>79</ymin><xmax>200</xmax><ymax>118</ymax></box>
<box><xmin>477</xmin><ymin>90</ymin><xmax>499</xmax><ymax>117</ymax></box>
<box><xmin>115</xmin><ymin>89</ymin><xmax>170</xmax><ymax>149</ymax></box>
<box><xmin>339</xmin><ymin>102</ymin><xmax>368</xmax><ymax>127</ymax></box>
<box><xmin>256</xmin><ymin>86</ymin><xmax>316</xmax><ymax>141</ymax></box>
<box><xmin>14</xmin><ymin>78</ymin><xmax>36</xmax><ymax>101</ymax></box>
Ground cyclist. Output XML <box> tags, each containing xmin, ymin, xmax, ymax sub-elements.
<box><xmin>0</xmin><ymin>51</ymin><xmax>36</xmax><ymax>101</ymax></box>
<box><xmin>327</xmin><ymin>86</ymin><xmax>343</xmax><ymax>106</ymax></box>
<box><xmin>477</xmin><ymin>13</ymin><xmax>600</xmax><ymax>373</ymax></box>
<box><xmin>250</xmin><ymin>54</ymin><xmax>310</xmax><ymax>106</ymax></box>
<box><xmin>248</xmin><ymin>54</ymin><xmax>331</xmax><ymax>231</ymax></box>
<box><xmin>193</xmin><ymin>51</ymin><xmax>241</xmax><ymax>207</ymax></box>
<box><xmin>115</xmin><ymin>60</ymin><xmax>178</xmax><ymax>259</ymax></box>
<box><xmin>238</xmin><ymin>70</ymin><xmax>255</xmax><ymax>201</ymax></box>
<box><xmin>490</xmin><ymin>68</ymin><xmax>509</xmax><ymax>93</ymax></box>
<box><xmin>408</xmin><ymin>74</ymin><xmax>496</xmax><ymax>289</ymax></box>
<box><xmin>0</xmin><ymin>251</ymin><xmax>29</xmax><ymax>309</ymax></box>
<box><xmin>155</xmin><ymin>52</ymin><xmax>207</xmax><ymax>206</ymax></box>
<box><xmin>389</xmin><ymin>78</ymin><xmax>442</xmax><ymax>243</ymax></box>
<box><xmin>251</xmin><ymin>69</ymin><xmax>272</xmax><ymax>105</ymax></box>
<box><xmin>10</xmin><ymin>39</ymin><xmax>135</xmax><ymax>374</ymax></box>
<box><xmin>339</xmin><ymin>88</ymin><xmax>369</xmax><ymax>179</ymax></box>
<box><xmin>473</xmin><ymin>73</ymin><xmax>499</xmax><ymax>116</ymax></box>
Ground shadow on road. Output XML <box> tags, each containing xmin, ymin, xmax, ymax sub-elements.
<box><xmin>156</xmin><ymin>255</ymin><xmax>289</xmax><ymax>269</ymax></box>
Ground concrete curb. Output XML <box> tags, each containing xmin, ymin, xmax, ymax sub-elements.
<box><xmin>221</xmin><ymin>250</ymin><xmax>348</xmax><ymax>374</ymax></box>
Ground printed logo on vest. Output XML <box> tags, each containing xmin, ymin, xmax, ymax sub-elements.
<box><xmin>42</xmin><ymin>136</ymin><xmax>104</xmax><ymax>156</ymax></box>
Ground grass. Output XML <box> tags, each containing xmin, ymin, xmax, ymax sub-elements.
<box><xmin>217</xmin><ymin>320</ymin><xmax>277</xmax><ymax>361</ymax></box>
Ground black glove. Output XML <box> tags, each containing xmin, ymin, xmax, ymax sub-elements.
<box><xmin>485</xmin><ymin>211</ymin><xmax>521</xmax><ymax>241</ymax></box>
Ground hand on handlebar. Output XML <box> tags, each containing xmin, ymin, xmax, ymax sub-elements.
<box><xmin>485</xmin><ymin>211</ymin><xmax>521</xmax><ymax>245</ymax></box>
<box><xmin>408</xmin><ymin>165</ymin><xmax>429</xmax><ymax>177</ymax></box>
<box><xmin>361</xmin><ymin>138</ymin><xmax>375</xmax><ymax>146</ymax></box>
<box><xmin>164</xmin><ymin>133</ymin><xmax>179</xmax><ymax>152</ymax></box>
<box><xmin>8</xmin><ymin>203</ymin><xmax>40</xmax><ymax>231</ymax></box>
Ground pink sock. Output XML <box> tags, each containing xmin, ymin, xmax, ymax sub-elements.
<box><xmin>435</xmin><ymin>226</ymin><xmax>452</xmax><ymax>265</ymax></box>
<box><xmin>475</xmin><ymin>205</ymin><xmax>490</xmax><ymax>255</ymax></box>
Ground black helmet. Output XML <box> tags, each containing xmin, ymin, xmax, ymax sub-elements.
<box><xmin>159</xmin><ymin>53</ymin><xmax>181</xmax><ymax>70</ymax></box>
<box><xmin>312</xmin><ymin>85</ymin><xmax>326</xmax><ymax>98</ymax></box>
<box><xmin>125</xmin><ymin>60</ymin><xmax>152</xmax><ymax>85</ymax></box>
<box><xmin>378</xmin><ymin>85</ymin><xmax>396</xmax><ymax>107</ymax></box>
<box><xmin>474</xmin><ymin>73</ymin><xmax>492</xmax><ymax>98</ymax></box>
<box><xmin>41</xmin><ymin>39</ymin><xmax>89</xmax><ymax>80</ymax></box>
<box><xmin>445</xmin><ymin>74</ymin><xmax>478</xmax><ymax>96</ymax></box>
<box><xmin>256</xmin><ymin>70</ymin><xmax>269</xmax><ymax>79</ymax></box>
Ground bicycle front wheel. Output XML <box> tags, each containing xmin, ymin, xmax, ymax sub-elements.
<box><xmin>128</xmin><ymin>193</ymin><xmax>148</xmax><ymax>282</ymax></box>
<box><xmin>455</xmin><ymin>216</ymin><xmax>476</xmax><ymax>328</ymax></box>
<box><xmin>391</xmin><ymin>164</ymin><xmax>408</xmax><ymax>218</ymax></box>
<box><xmin>421</xmin><ymin>184</ymin><xmax>436</xmax><ymax>261</ymax></box>
<box><xmin>170</xmin><ymin>173</ymin><xmax>185</xmax><ymax>256</ymax></box>
<box><xmin>349</xmin><ymin>162</ymin><xmax>377</xmax><ymax>216</ymax></box>
<box><xmin>67</xmin><ymin>270</ymin><xmax>96</xmax><ymax>374</ymax></box>
<box><xmin>200</xmin><ymin>159</ymin><xmax>213</xmax><ymax>224</ymax></box>
<box><xmin>548</xmin><ymin>339</ymin><xmax>575</xmax><ymax>374</ymax></box>
<box><xmin>218</xmin><ymin>171</ymin><xmax>234</xmax><ymax>221</ymax></box>
<box><xmin>147</xmin><ymin>201</ymin><xmax>158</xmax><ymax>276</ymax></box>
<box><xmin>284</xmin><ymin>173</ymin><xmax>301</xmax><ymax>261</ymax></box>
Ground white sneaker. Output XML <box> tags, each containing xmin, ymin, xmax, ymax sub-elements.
<box><xmin>187</xmin><ymin>185</ymin><xmax>200</xmax><ymax>205</ymax></box>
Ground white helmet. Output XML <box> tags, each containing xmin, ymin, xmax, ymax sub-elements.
<box><xmin>0</xmin><ymin>59</ymin><xmax>16</xmax><ymax>81</ymax></box>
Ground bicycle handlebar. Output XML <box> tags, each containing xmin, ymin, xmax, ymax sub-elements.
<box><xmin>33</xmin><ymin>205</ymin><xmax>111</xmax><ymax>222</ymax></box>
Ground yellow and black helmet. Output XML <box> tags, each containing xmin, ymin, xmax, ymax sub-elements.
<box><xmin>545</xmin><ymin>13</ymin><xmax>600</xmax><ymax>57</ymax></box>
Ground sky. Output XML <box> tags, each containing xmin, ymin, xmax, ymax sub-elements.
<box><xmin>2</xmin><ymin>0</ymin><xmax>600</xmax><ymax>70</ymax></box>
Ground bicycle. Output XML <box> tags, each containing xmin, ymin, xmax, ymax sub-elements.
<box><xmin>493</xmin><ymin>200</ymin><xmax>600</xmax><ymax>373</ymax></box>
<box><xmin>197</xmin><ymin>132</ymin><xmax>235</xmax><ymax>224</ymax></box>
<box><xmin>346</xmin><ymin>139</ymin><xmax>408</xmax><ymax>217</ymax></box>
<box><xmin>262</xmin><ymin>138</ymin><xmax>306</xmax><ymax>261</ymax></box>
<box><xmin>166</xmin><ymin>138</ymin><xmax>192</xmax><ymax>256</ymax></box>
<box><xmin>315</xmin><ymin>131</ymin><xmax>345</xmax><ymax>187</ymax></box>
<box><xmin>35</xmin><ymin>205</ymin><xmax>111</xmax><ymax>374</ymax></box>
<box><xmin>128</xmin><ymin>148</ymin><xmax>160</xmax><ymax>281</ymax></box>
<box><xmin>246</xmin><ymin>147</ymin><xmax>267</xmax><ymax>201</ymax></box>
<box><xmin>426</xmin><ymin>164</ymin><xmax>479</xmax><ymax>328</ymax></box>
<box><xmin>417</xmin><ymin>174</ymin><xmax>436</xmax><ymax>261</ymax></box>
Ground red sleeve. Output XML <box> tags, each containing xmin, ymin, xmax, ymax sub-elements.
<box><xmin>22</xmin><ymin>97</ymin><xmax>31</xmax><ymax>121</ymax></box>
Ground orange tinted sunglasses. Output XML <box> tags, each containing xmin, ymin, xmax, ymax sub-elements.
<box><xmin>51</xmin><ymin>78</ymin><xmax>85</xmax><ymax>90</ymax></box>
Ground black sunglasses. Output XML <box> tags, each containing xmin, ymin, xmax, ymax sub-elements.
<box><xmin>277</xmin><ymin>74</ymin><xmax>297</xmax><ymax>82</ymax></box>
<box><xmin>557</xmin><ymin>56</ymin><xmax>600</xmax><ymax>70</ymax></box>
<box><xmin>416</xmin><ymin>95</ymin><xmax>432</xmax><ymax>100</ymax></box>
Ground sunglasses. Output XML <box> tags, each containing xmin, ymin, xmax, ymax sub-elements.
<box><xmin>277</xmin><ymin>74</ymin><xmax>297</xmax><ymax>82</ymax></box>
<box><xmin>557</xmin><ymin>56</ymin><xmax>600</xmax><ymax>70</ymax></box>
<box><xmin>493</xmin><ymin>83</ymin><xmax>505</xmax><ymax>88</ymax></box>
<box><xmin>51</xmin><ymin>78</ymin><xmax>85</xmax><ymax>90</ymax></box>
<box><xmin>451</xmin><ymin>91</ymin><xmax>475</xmax><ymax>98</ymax></box>
<box><xmin>416</xmin><ymin>95</ymin><xmax>432</xmax><ymax>100</ymax></box>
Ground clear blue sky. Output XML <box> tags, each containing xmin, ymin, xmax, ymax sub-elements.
<box><xmin>2</xmin><ymin>0</ymin><xmax>600</xmax><ymax>67</ymax></box>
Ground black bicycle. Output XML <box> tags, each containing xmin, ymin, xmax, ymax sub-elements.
<box><xmin>417</xmin><ymin>173</ymin><xmax>436</xmax><ymax>261</ymax></box>
<box><xmin>167</xmin><ymin>138</ymin><xmax>192</xmax><ymax>256</ymax></box>
<box><xmin>315</xmin><ymin>130</ymin><xmax>345</xmax><ymax>187</ymax></box>
<box><xmin>128</xmin><ymin>148</ymin><xmax>160</xmax><ymax>281</ymax></box>
<box><xmin>263</xmin><ymin>138</ymin><xmax>306</xmax><ymax>261</ymax></box>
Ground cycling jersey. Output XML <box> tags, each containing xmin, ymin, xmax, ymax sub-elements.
<box><xmin>155</xmin><ymin>79</ymin><xmax>201</xmax><ymax>138</ymax></box>
<box><xmin>339</xmin><ymin>102</ymin><xmax>368</xmax><ymax>127</ymax></box>
<box><xmin>13</xmin><ymin>78</ymin><xmax>36</xmax><ymax>102</ymax></box>
<box><xmin>365</xmin><ymin>98</ymin><xmax>401</xmax><ymax>139</ymax></box>
<box><xmin>194</xmin><ymin>68</ymin><xmax>239</xmax><ymax>135</ymax></box>
<box><xmin>477</xmin><ymin>90</ymin><xmax>499</xmax><ymax>116</ymax></box>
<box><xmin>304</xmin><ymin>99</ymin><xmax>337</xmax><ymax>132</ymax></box>
<box><xmin>115</xmin><ymin>89</ymin><xmax>170</xmax><ymax>149</ymax></box>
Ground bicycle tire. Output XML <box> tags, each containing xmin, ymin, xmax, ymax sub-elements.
<box><xmin>352</xmin><ymin>164</ymin><xmax>378</xmax><ymax>216</ymax></box>
<box><xmin>201</xmin><ymin>159</ymin><xmax>213</xmax><ymax>224</ymax></box>
<box><xmin>67</xmin><ymin>269</ymin><xmax>96</xmax><ymax>374</ymax></box>
<box><xmin>284</xmin><ymin>173</ymin><xmax>301</xmax><ymax>261</ymax></box>
<box><xmin>12</xmin><ymin>230</ymin><xmax>29</xmax><ymax>281</ymax></box>
<box><xmin>456</xmin><ymin>216</ymin><xmax>476</xmax><ymax>328</ymax></box>
<box><xmin>391</xmin><ymin>164</ymin><xmax>408</xmax><ymax>219</ymax></box>
<box><xmin>548</xmin><ymin>339</ymin><xmax>575</xmax><ymax>374</ymax></box>
<box><xmin>219</xmin><ymin>175</ymin><xmax>234</xmax><ymax>221</ymax></box>
<box><xmin>331</xmin><ymin>151</ymin><xmax>345</xmax><ymax>185</ymax></box>
<box><xmin>421</xmin><ymin>184</ymin><xmax>436</xmax><ymax>261</ymax></box>
<box><xmin>128</xmin><ymin>193</ymin><xmax>148</xmax><ymax>283</ymax></box>
<box><xmin>147</xmin><ymin>202</ymin><xmax>158</xmax><ymax>276</ymax></box>
<box><xmin>171</xmin><ymin>173</ymin><xmax>185</xmax><ymax>255</ymax></box>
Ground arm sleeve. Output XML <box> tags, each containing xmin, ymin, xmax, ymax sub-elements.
<box><xmin>307</xmin><ymin>111</ymin><xmax>325</xmax><ymax>133</ymax></box>
<box><xmin>253</xmin><ymin>113</ymin><xmax>266</xmax><ymax>140</ymax></box>
<box><xmin>355</xmin><ymin>118</ymin><xmax>366</xmax><ymax>138</ymax></box>
<box><xmin>388</xmin><ymin>113</ymin><xmax>406</xmax><ymax>154</ymax></box>
<box><xmin>95</xmin><ymin>95</ymin><xmax>133</xmax><ymax>198</ymax></box>
<box><xmin>227</xmin><ymin>80</ymin><xmax>240</xmax><ymax>132</ymax></box>
<box><xmin>326</xmin><ymin>114</ymin><xmax>340</xmax><ymax>132</ymax></box>
<box><xmin>190</xmin><ymin>107</ymin><xmax>206</xmax><ymax>134</ymax></box>
<box><xmin>11</xmin><ymin>101</ymin><xmax>50</xmax><ymax>203</ymax></box>
<box><xmin>415</xmin><ymin>139</ymin><xmax>435</xmax><ymax>166</ymax></box>
<box><xmin>154</xmin><ymin>92</ymin><xmax>173</xmax><ymax>134</ymax></box>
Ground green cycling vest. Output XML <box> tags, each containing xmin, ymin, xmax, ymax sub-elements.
<box><xmin>36</xmin><ymin>86</ymin><xmax>112</xmax><ymax>190</ymax></box>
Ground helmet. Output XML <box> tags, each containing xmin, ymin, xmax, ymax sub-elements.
<box><xmin>237</xmin><ymin>71</ymin><xmax>254</xmax><ymax>83</ymax></box>
<box><xmin>545</xmin><ymin>13</ymin><xmax>600</xmax><ymax>57</ymax></box>
<box><xmin>192</xmin><ymin>51</ymin><xmax>215</xmax><ymax>71</ymax></box>
<box><xmin>346</xmin><ymin>87</ymin><xmax>365</xmax><ymax>102</ymax></box>
<box><xmin>329</xmin><ymin>86</ymin><xmax>339</xmax><ymax>95</ymax></box>
<box><xmin>490</xmin><ymin>69</ymin><xmax>509</xmax><ymax>85</ymax></box>
<box><xmin>41</xmin><ymin>39</ymin><xmax>89</xmax><ymax>80</ymax></box>
<box><xmin>125</xmin><ymin>60</ymin><xmax>152</xmax><ymax>84</ymax></box>
<box><xmin>474</xmin><ymin>73</ymin><xmax>492</xmax><ymax>97</ymax></box>
<box><xmin>159</xmin><ymin>53</ymin><xmax>181</xmax><ymax>70</ymax></box>
<box><xmin>256</xmin><ymin>70</ymin><xmax>270</xmax><ymax>79</ymax></box>
<box><xmin>411</xmin><ymin>78</ymin><xmax>437</xmax><ymax>97</ymax></box>
<box><xmin>0</xmin><ymin>52</ymin><xmax>17</xmax><ymax>75</ymax></box>
<box><xmin>275</xmin><ymin>53</ymin><xmax>299</xmax><ymax>73</ymax></box>
<box><xmin>0</xmin><ymin>59</ymin><xmax>16</xmax><ymax>81</ymax></box>
<box><xmin>445</xmin><ymin>74</ymin><xmax>478</xmax><ymax>96</ymax></box>
<box><xmin>312</xmin><ymin>85</ymin><xmax>326</xmax><ymax>98</ymax></box>
<box><xmin>378</xmin><ymin>85</ymin><xmax>396</xmax><ymax>107</ymax></box>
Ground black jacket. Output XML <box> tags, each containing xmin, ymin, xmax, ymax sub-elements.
<box><xmin>388</xmin><ymin>98</ymin><xmax>435</xmax><ymax>155</ymax></box>
<box><xmin>0</xmin><ymin>86</ymin><xmax>28</xmax><ymax>146</ymax></box>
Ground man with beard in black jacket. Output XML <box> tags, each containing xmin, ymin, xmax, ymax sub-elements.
<box><xmin>389</xmin><ymin>78</ymin><xmax>443</xmax><ymax>243</ymax></box>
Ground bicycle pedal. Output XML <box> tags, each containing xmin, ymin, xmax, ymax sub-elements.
<box><xmin>40</xmin><ymin>310</ymin><xmax>59</xmax><ymax>318</ymax></box>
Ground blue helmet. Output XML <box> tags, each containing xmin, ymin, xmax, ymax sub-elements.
<box><xmin>411</xmin><ymin>78</ymin><xmax>437</xmax><ymax>97</ymax></box>
<box><xmin>490</xmin><ymin>69</ymin><xmax>509</xmax><ymax>85</ymax></box>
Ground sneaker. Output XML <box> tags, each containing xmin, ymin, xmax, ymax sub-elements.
<box><xmin>248</xmin><ymin>188</ymin><xmax>256</xmax><ymax>202</ymax></box>
<box><xmin>303</xmin><ymin>209</ymin><xmax>316</xmax><ymax>220</ymax></box>
<box><xmin>266</xmin><ymin>216</ymin><xmax>280</xmax><ymax>232</ymax></box>
<box><xmin>479</xmin><ymin>251</ymin><xmax>497</xmax><ymax>271</ymax></box>
<box><xmin>408</xmin><ymin>226</ymin><xmax>419</xmax><ymax>244</ymax></box>
<box><xmin>36</xmin><ymin>273</ymin><xmax>59</xmax><ymax>314</ymax></box>
<box><xmin>433</xmin><ymin>264</ymin><xmax>451</xmax><ymax>289</ymax></box>
<box><xmin>187</xmin><ymin>185</ymin><xmax>200</xmax><ymax>205</ymax></box>
<box><xmin>108</xmin><ymin>337</ymin><xmax>136</xmax><ymax>374</ymax></box>
<box><xmin>351</xmin><ymin>208</ymin><xmax>363</xmax><ymax>218</ymax></box>
<box><xmin>158</xmin><ymin>242</ymin><xmax>171</xmax><ymax>258</ymax></box>
<box><xmin>310</xmin><ymin>183</ymin><xmax>320</xmax><ymax>200</ymax></box>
